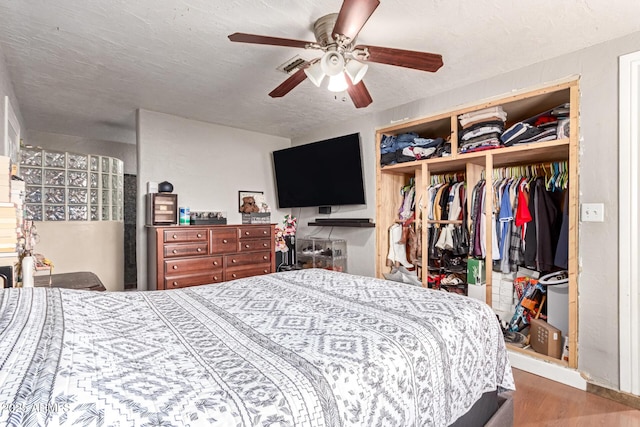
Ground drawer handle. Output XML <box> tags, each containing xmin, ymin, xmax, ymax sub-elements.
<box><xmin>262</xmin><ymin>243</ymin><xmax>268</xmax><ymax>247</ymax></box>
<box><xmin>172</xmin><ymin>249</ymin><xmax>178</xmax><ymax>254</ymax></box>
<box><xmin>263</xmin><ymin>269</ymin><xmax>268</xmax><ymax>273</ymax></box>
<box><xmin>197</xmin><ymin>233</ymin><xmax>203</xmax><ymax>238</ymax></box>
<box><xmin>172</xmin><ymin>234</ymin><xmax>177</xmax><ymax>239</ymax></box>
<box><xmin>245</xmin><ymin>244</ymin><xmax>250</xmax><ymax>248</ymax></box>
<box><xmin>197</xmin><ymin>248</ymin><xmax>203</xmax><ymax>252</ymax></box>
<box><xmin>213</xmin><ymin>261</ymin><xmax>218</xmax><ymax>266</ymax></box>
<box><xmin>232</xmin><ymin>273</ymin><xmax>237</xmax><ymax>278</ymax></box>
<box><xmin>213</xmin><ymin>276</ymin><xmax>219</xmax><ymax>281</ymax></box>
<box><xmin>172</xmin><ymin>281</ymin><xmax>178</xmax><ymax>287</ymax></box>
<box><xmin>232</xmin><ymin>259</ymin><xmax>237</xmax><ymax>263</ymax></box>
<box><xmin>263</xmin><ymin>256</ymin><xmax>268</xmax><ymax>260</ymax></box>
<box><xmin>263</xmin><ymin>230</ymin><xmax>268</xmax><ymax>234</ymax></box>
<box><xmin>172</xmin><ymin>265</ymin><xmax>178</xmax><ymax>270</ymax></box>
<box><xmin>222</xmin><ymin>239</ymin><xmax>228</xmax><ymax>244</ymax></box>
<box><xmin>245</xmin><ymin>231</ymin><xmax>250</xmax><ymax>235</ymax></box>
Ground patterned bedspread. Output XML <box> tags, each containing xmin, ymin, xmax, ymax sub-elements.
<box><xmin>0</xmin><ymin>269</ymin><xmax>514</xmax><ymax>427</ymax></box>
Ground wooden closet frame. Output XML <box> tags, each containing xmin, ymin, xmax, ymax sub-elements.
<box><xmin>375</xmin><ymin>79</ymin><xmax>579</xmax><ymax>368</ymax></box>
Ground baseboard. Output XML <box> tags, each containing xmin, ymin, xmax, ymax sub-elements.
<box><xmin>508</xmin><ymin>350</ymin><xmax>587</xmax><ymax>390</ymax></box>
<box><xmin>587</xmin><ymin>382</ymin><xmax>640</xmax><ymax>410</ymax></box>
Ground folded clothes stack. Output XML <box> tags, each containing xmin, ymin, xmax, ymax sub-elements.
<box><xmin>380</xmin><ymin>132</ymin><xmax>445</xmax><ymax>166</ymax></box>
<box><xmin>501</xmin><ymin>103</ymin><xmax>569</xmax><ymax>146</ymax></box>
<box><xmin>457</xmin><ymin>106</ymin><xmax>507</xmax><ymax>153</ymax></box>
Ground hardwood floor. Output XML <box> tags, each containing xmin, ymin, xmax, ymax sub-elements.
<box><xmin>513</xmin><ymin>369</ymin><xmax>640</xmax><ymax>426</ymax></box>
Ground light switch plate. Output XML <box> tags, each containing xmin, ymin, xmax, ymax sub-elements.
<box><xmin>581</xmin><ymin>203</ymin><xmax>604</xmax><ymax>222</ymax></box>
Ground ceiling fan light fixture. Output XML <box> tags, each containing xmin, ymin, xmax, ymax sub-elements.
<box><xmin>345</xmin><ymin>59</ymin><xmax>368</xmax><ymax>85</ymax></box>
<box><xmin>320</xmin><ymin>51</ymin><xmax>345</xmax><ymax>77</ymax></box>
<box><xmin>304</xmin><ymin>62</ymin><xmax>326</xmax><ymax>87</ymax></box>
<box><xmin>327</xmin><ymin>72</ymin><xmax>349</xmax><ymax>92</ymax></box>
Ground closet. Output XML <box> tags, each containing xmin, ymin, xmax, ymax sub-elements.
<box><xmin>375</xmin><ymin>79</ymin><xmax>579</xmax><ymax>368</ymax></box>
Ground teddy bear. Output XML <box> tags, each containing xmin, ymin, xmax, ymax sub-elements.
<box><xmin>240</xmin><ymin>196</ymin><xmax>260</xmax><ymax>213</ymax></box>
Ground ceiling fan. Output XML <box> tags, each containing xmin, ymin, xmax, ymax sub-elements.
<box><xmin>228</xmin><ymin>0</ymin><xmax>443</xmax><ymax>108</ymax></box>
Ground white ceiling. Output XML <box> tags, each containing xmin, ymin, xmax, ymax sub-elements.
<box><xmin>1</xmin><ymin>0</ymin><xmax>639</xmax><ymax>144</ymax></box>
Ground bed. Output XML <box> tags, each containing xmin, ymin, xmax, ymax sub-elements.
<box><xmin>0</xmin><ymin>269</ymin><xmax>514</xmax><ymax>426</ymax></box>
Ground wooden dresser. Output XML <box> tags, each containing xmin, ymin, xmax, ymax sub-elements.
<box><xmin>147</xmin><ymin>224</ymin><xmax>275</xmax><ymax>290</ymax></box>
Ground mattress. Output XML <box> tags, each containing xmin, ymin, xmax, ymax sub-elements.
<box><xmin>0</xmin><ymin>269</ymin><xmax>514</xmax><ymax>426</ymax></box>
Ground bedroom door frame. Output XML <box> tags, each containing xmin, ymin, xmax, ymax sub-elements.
<box><xmin>619</xmin><ymin>49</ymin><xmax>640</xmax><ymax>396</ymax></box>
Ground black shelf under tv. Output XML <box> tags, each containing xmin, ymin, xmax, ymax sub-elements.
<box><xmin>307</xmin><ymin>220</ymin><xmax>375</xmax><ymax>228</ymax></box>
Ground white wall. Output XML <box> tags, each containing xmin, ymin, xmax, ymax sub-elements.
<box><xmin>33</xmin><ymin>221</ymin><xmax>124</xmax><ymax>291</ymax></box>
<box><xmin>290</xmin><ymin>117</ymin><xmax>378</xmax><ymax>277</ymax></box>
<box><xmin>0</xmin><ymin>43</ymin><xmax>23</xmax><ymax>154</ymax></box>
<box><xmin>25</xmin><ymin>130</ymin><xmax>137</xmax><ymax>175</ymax></box>
<box><xmin>293</xmin><ymin>31</ymin><xmax>640</xmax><ymax>390</ymax></box>
<box><xmin>136</xmin><ymin>110</ymin><xmax>291</xmax><ymax>290</ymax></box>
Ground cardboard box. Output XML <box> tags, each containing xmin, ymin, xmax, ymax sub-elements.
<box><xmin>468</xmin><ymin>283</ymin><xmax>486</xmax><ymax>303</ymax></box>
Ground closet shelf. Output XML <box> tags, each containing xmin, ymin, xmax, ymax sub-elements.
<box><xmin>380</xmin><ymin>138</ymin><xmax>570</xmax><ymax>175</ymax></box>
<box><xmin>427</xmin><ymin>220</ymin><xmax>463</xmax><ymax>224</ymax></box>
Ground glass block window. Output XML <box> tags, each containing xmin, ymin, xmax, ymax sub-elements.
<box><xmin>21</xmin><ymin>148</ymin><xmax>124</xmax><ymax>222</ymax></box>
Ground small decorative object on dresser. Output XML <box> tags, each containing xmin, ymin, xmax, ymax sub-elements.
<box><xmin>189</xmin><ymin>211</ymin><xmax>227</xmax><ymax>225</ymax></box>
<box><xmin>146</xmin><ymin>193</ymin><xmax>178</xmax><ymax>225</ymax></box>
<box><xmin>147</xmin><ymin>224</ymin><xmax>276</xmax><ymax>290</ymax></box>
<box><xmin>157</xmin><ymin>181</ymin><xmax>174</xmax><ymax>193</ymax></box>
<box><xmin>239</xmin><ymin>190</ymin><xmax>271</xmax><ymax>224</ymax></box>
<box><xmin>238</xmin><ymin>190</ymin><xmax>263</xmax><ymax>213</ymax></box>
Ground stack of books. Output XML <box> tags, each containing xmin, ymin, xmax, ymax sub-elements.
<box><xmin>11</xmin><ymin>178</ymin><xmax>25</xmax><ymax>242</ymax></box>
<box><xmin>0</xmin><ymin>156</ymin><xmax>20</xmax><ymax>287</ymax></box>
<box><xmin>0</xmin><ymin>156</ymin><xmax>10</xmax><ymax>203</ymax></box>
<box><xmin>0</xmin><ymin>203</ymin><xmax>18</xmax><ymax>254</ymax></box>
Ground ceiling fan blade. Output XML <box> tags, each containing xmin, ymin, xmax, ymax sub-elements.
<box><xmin>346</xmin><ymin>76</ymin><xmax>373</xmax><ymax>109</ymax></box>
<box><xmin>357</xmin><ymin>45</ymin><xmax>444</xmax><ymax>72</ymax></box>
<box><xmin>228</xmin><ymin>32</ymin><xmax>312</xmax><ymax>49</ymax></box>
<box><xmin>333</xmin><ymin>0</ymin><xmax>380</xmax><ymax>41</ymax></box>
<box><xmin>269</xmin><ymin>67</ymin><xmax>309</xmax><ymax>98</ymax></box>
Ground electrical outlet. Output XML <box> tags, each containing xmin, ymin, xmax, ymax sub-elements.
<box><xmin>581</xmin><ymin>203</ymin><xmax>604</xmax><ymax>222</ymax></box>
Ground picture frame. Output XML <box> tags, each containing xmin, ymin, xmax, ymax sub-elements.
<box><xmin>238</xmin><ymin>190</ymin><xmax>265</xmax><ymax>213</ymax></box>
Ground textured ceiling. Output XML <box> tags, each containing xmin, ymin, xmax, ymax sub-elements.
<box><xmin>1</xmin><ymin>0</ymin><xmax>639</xmax><ymax>144</ymax></box>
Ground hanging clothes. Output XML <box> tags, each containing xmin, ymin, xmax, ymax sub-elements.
<box><xmin>534</xmin><ymin>177</ymin><xmax>563</xmax><ymax>271</ymax></box>
<box><xmin>470</xmin><ymin>161</ymin><xmax>568</xmax><ymax>274</ymax></box>
<box><xmin>523</xmin><ymin>178</ymin><xmax>538</xmax><ymax>269</ymax></box>
<box><xmin>499</xmin><ymin>181</ymin><xmax>514</xmax><ymax>273</ymax></box>
<box><xmin>554</xmin><ymin>191</ymin><xmax>569</xmax><ymax>269</ymax></box>
<box><xmin>508</xmin><ymin>178</ymin><xmax>527</xmax><ymax>272</ymax></box>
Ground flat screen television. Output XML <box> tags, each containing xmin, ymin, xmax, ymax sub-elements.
<box><xmin>273</xmin><ymin>133</ymin><xmax>366</xmax><ymax>208</ymax></box>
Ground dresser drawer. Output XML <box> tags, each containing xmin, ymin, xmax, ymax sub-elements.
<box><xmin>164</xmin><ymin>242</ymin><xmax>208</xmax><ymax>258</ymax></box>
<box><xmin>239</xmin><ymin>226</ymin><xmax>271</xmax><ymax>239</ymax></box>
<box><xmin>165</xmin><ymin>272</ymin><xmax>223</xmax><ymax>289</ymax></box>
<box><xmin>225</xmin><ymin>251</ymin><xmax>271</xmax><ymax>268</ymax></box>
<box><xmin>165</xmin><ymin>256</ymin><xmax>223</xmax><ymax>276</ymax></box>
<box><xmin>164</xmin><ymin>228</ymin><xmax>208</xmax><ymax>243</ymax></box>
<box><xmin>238</xmin><ymin>238</ymin><xmax>272</xmax><ymax>252</ymax></box>
<box><xmin>225</xmin><ymin>266</ymin><xmax>271</xmax><ymax>281</ymax></box>
<box><xmin>211</xmin><ymin>229</ymin><xmax>238</xmax><ymax>253</ymax></box>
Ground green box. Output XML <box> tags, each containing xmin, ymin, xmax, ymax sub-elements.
<box><xmin>467</xmin><ymin>258</ymin><xmax>485</xmax><ymax>285</ymax></box>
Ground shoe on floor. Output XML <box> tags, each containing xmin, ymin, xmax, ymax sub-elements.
<box><xmin>383</xmin><ymin>268</ymin><xmax>404</xmax><ymax>282</ymax></box>
<box><xmin>402</xmin><ymin>273</ymin><xmax>423</xmax><ymax>286</ymax></box>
